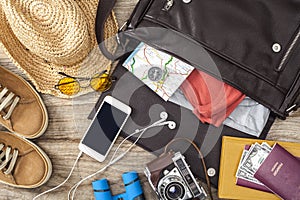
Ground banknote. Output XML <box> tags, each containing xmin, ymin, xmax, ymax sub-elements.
<box><xmin>261</xmin><ymin>142</ymin><xmax>272</xmax><ymax>151</ymax></box>
<box><xmin>235</xmin><ymin>149</ymin><xmax>249</xmax><ymax>178</ymax></box>
<box><xmin>237</xmin><ymin>170</ymin><xmax>264</xmax><ymax>185</ymax></box>
<box><xmin>240</xmin><ymin>143</ymin><xmax>271</xmax><ymax>175</ymax></box>
<box><xmin>236</xmin><ymin>147</ymin><xmax>264</xmax><ymax>185</ymax></box>
<box><xmin>235</xmin><ymin>142</ymin><xmax>275</xmax><ymax>186</ymax></box>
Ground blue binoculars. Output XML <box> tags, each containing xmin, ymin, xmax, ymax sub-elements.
<box><xmin>92</xmin><ymin>171</ymin><xmax>145</xmax><ymax>200</ymax></box>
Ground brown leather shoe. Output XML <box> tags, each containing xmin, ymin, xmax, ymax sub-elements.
<box><xmin>0</xmin><ymin>131</ymin><xmax>52</xmax><ymax>188</ymax></box>
<box><xmin>0</xmin><ymin>66</ymin><xmax>48</xmax><ymax>139</ymax></box>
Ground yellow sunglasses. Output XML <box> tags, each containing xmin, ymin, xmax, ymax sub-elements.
<box><xmin>55</xmin><ymin>70</ymin><xmax>116</xmax><ymax>96</ymax></box>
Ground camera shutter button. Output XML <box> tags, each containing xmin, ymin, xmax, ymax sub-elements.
<box><xmin>207</xmin><ymin>168</ymin><xmax>216</xmax><ymax>177</ymax></box>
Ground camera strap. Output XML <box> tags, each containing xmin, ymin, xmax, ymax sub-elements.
<box><xmin>163</xmin><ymin>138</ymin><xmax>213</xmax><ymax>200</ymax></box>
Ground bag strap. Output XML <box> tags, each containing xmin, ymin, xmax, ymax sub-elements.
<box><xmin>95</xmin><ymin>0</ymin><xmax>118</xmax><ymax>60</ymax></box>
<box><xmin>95</xmin><ymin>0</ymin><xmax>117</xmax><ymax>45</ymax></box>
<box><xmin>95</xmin><ymin>0</ymin><xmax>145</xmax><ymax>61</ymax></box>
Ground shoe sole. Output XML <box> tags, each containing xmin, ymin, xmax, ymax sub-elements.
<box><xmin>0</xmin><ymin>66</ymin><xmax>49</xmax><ymax>139</ymax></box>
<box><xmin>0</xmin><ymin>136</ymin><xmax>52</xmax><ymax>189</ymax></box>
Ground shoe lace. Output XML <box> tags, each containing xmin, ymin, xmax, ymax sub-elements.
<box><xmin>0</xmin><ymin>143</ymin><xmax>19</xmax><ymax>175</ymax></box>
<box><xmin>0</xmin><ymin>85</ymin><xmax>20</xmax><ymax>120</ymax></box>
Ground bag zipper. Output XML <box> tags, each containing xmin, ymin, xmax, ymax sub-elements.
<box><xmin>275</xmin><ymin>27</ymin><xmax>300</xmax><ymax>72</ymax></box>
<box><xmin>286</xmin><ymin>88</ymin><xmax>300</xmax><ymax>113</ymax></box>
<box><xmin>163</xmin><ymin>0</ymin><xmax>174</xmax><ymax>11</ymax></box>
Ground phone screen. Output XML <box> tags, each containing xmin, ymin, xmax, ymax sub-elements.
<box><xmin>82</xmin><ymin>102</ymin><xmax>128</xmax><ymax>155</ymax></box>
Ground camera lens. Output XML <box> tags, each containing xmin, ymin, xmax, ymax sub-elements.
<box><xmin>165</xmin><ymin>182</ymin><xmax>185</xmax><ymax>200</ymax></box>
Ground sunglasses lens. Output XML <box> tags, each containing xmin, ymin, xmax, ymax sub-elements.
<box><xmin>90</xmin><ymin>73</ymin><xmax>112</xmax><ymax>92</ymax></box>
<box><xmin>57</xmin><ymin>77</ymin><xmax>80</xmax><ymax>95</ymax></box>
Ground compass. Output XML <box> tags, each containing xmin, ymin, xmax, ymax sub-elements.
<box><xmin>148</xmin><ymin>67</ymin><xmax>164</xmax><ymax>82</ymax></box>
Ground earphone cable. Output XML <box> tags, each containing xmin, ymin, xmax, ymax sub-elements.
<box><xmin>32</xmin><ymin>112</ymin><xmax>175</xmax><ymax>200</ymax></box>
<box><xmin>32</xmin><ymin>151</ymin><xmax>83</xmax><ymax>200</ymax></box>
<box><xmin>68</xmin><ymin>119</ymin><xmax>174</xmax><ymax>200</ymax></box>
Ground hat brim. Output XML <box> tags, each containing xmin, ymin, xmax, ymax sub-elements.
<box><xmin>0</xmin><ymin>0</ymin><xmax>118</xmax><ymax>98</ymax></box>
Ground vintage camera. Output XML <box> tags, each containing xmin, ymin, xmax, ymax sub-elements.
<box><xmin>145</xmin><ymin>152</ymin><xmax>207</xmax><ymax>200</ymax></box>
<box><xmin>92</xmin><ymin>171</ymin><xmax>145</xmax><ymax>200</ymax></box>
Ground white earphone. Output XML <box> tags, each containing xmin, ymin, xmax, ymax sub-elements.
<box><xmin>33</xmin><ymin>112</ymin><xmax>176</xmax><ymax>200</ymax></box>
<box><xmin>133</xmin><ymin>112</ymin><xmax>176</xmax><ymax>134</ymax></box>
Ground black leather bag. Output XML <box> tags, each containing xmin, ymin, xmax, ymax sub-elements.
<box><xmin>89</xmin><ymin>60</ymin><xmax>276</xmax><ymax>187</ymax></box>
<box><xmin>96</xmin><ymin>0</ymin><xmax>300</xmax><ymax>118</ymax></box>
<box><xmin>93</xmin><ymin>0</ymin><xmax>299</xmax><ymax>188</ymax></box>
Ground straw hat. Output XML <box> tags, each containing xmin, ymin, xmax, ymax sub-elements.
<box><xmin>0</xmin><ymin>0</ymin><xmax>118</xmax><ymax>98</ymax></box>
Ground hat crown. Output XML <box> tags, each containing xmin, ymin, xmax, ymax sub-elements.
<box><xmin>2</xmin><ymin>0</ymin><xmax>92</xmax><ymax>66</ymax></box>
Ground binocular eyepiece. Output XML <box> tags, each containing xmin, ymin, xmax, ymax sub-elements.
<box><xmin>92</xmin><ymin>171</ymin><xmax>145</xmax><ymax>200</ymax></box>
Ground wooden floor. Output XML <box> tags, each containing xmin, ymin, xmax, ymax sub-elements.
<box><xmin>0</xmin><ymin>1</ymin><xmax>300</xmax><ymax>199</ymax></box>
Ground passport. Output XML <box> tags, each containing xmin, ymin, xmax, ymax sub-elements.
<box><xmin>218</xmin><ymin>136</ymin><xmax>300</xmax><ymax>200</ymax></box>
<box><xmin>254</xmin><ymin>143</ymin><xmax>300</xmax><ymax>200</ymax></box>
<box><xmin>236</xmin><ymin>178</ymin><xmax>271</xmax><ymax>192</ymax></box>
<box><xmin>236</xmin><ymin>144</ymin><xmax>300</xmax><ymax>193</ymax></box>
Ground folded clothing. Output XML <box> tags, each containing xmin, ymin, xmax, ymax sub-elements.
<box><xmin>170</xmin><ymin>90</ymin><xmax>270</xmax><ymax>137</ymax></box>
<box><xmin>223</xmin><ymin>97</ymin><xmax>270</xmax><ymax>137</ymax></box>
<box><xmin>181</xmin><ymin>69</ymin><xmax>246</xmax><ymax>127</ymax></box>
<box><xmin>169</xmin><ymin>88</ymin><xmax>194</xmax><ymax>111</ymax></box>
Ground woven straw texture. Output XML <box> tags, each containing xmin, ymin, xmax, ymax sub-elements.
<box><xmin>0</xmin><ymin>0</ymin><xmax>118</xmax><ymax>98</ymax></box>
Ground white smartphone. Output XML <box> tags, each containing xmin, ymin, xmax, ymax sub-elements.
<box><xmin>79</xmin><ymin>96</ymin><xmax>131</xmax><ymax>162</ymax></box>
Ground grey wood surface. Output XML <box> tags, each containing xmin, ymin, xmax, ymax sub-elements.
<box><xmin>0</xmin><ymin>0</ymin><xmax>300</xmax><ymax>200</ymax></box>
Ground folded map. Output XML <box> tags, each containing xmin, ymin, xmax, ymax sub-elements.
<box><xmin>123</xmin><ymin>43</ymin><xmax>194</xmax><ymax>101</ymax></box>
